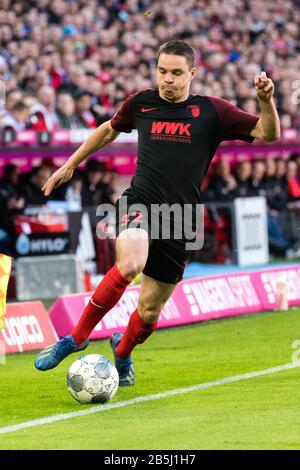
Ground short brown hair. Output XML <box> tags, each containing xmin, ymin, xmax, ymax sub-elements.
<box><xmin>158</xmin><ymin>40</ymin><xmax>195</xmax><ymax>69</ymax></box>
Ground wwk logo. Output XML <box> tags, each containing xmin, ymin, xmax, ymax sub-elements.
<box><xmin>151</xmin><ymin>121</ymin><xmax>191</xmax><ymax>136</ymax></box>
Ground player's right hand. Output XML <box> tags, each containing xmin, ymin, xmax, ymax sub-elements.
<box><xmin>42</xmin><ymin>164</ymin><xmax>74</xmax><ymax>196</ymax></box>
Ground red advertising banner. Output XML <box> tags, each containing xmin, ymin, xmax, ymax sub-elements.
<box><xmin>251</xmin><ymin>266</ymin><xmax>300</xmax><ymax>310</ymax></box>
<box><xmin>1</xmin><ymin>266</ymin><xmax>296</xmax><ymax>355</ymax></box>
<box><xmin>0</xmin><ymin>301</ymin><xmax>58</xmax><ymax>354</ymax></box>
<box><xmin>49</xmin><ymin>272</ymin><xmax>264</xmax><ymax>341</ymax></box>
<box><xmin>49</xmin><ymin>265</ymin><xmax>300</xmax><ymax>341</ymax></box>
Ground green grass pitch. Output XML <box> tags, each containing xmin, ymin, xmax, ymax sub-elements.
<box><xmin>0</xmin><ymin>308</ymin><xmax>300</xmax><ymax>450</ymax></box>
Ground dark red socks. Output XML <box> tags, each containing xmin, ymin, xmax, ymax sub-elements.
<box><xmin>116</xmin><ymin>308</ymin><xmax>158</xmax><ymax>358</ymax></box>
<box><xmin>71</xmin><ymin>265</ymin><xmax>131</xmax><ymax>345</ymax></box>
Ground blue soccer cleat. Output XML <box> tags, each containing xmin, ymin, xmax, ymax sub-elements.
<box><xmin>34</xmin><ymin>335</ymin><xmax>89</xmax><ymax>371</ymax></box>
<box><xmin>110</xmin><ymin>333</ymin><xmax>135</xmax><ymax>386</ymax></box>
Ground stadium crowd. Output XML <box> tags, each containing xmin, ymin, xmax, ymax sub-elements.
<box><xmin>0</xmin><ymin>0</ymin><xmax>300</xmax><ymax>132</ymax></box>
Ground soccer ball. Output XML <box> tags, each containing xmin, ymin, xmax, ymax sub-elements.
<box><xmin>67</xmin><ymin>354</ymin><xmax>119</xmax><ymax>404</ymax></box>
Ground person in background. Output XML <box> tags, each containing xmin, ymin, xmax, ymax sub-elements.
<box><xmin>233</xmin><ymin>160</ymin><xmax>252</xmax><ymax>198</ymax></box>
<box><xmin>275</xmin><ymin>158</ymin><xmax>287</xmax><ymax>183</ymax></box>
<box><xmin>58</xmin><ymin>65</ymin><xmax>86</xmax><ymax>96</ymax></box>
<box><xmin>286</xmin><ymin>158</ymin><xmax>300</xmax><ymax>255</ymax></box>
<box><xmin>75</xmin><ymin>89</ymin><xmax>97</xmax><ymax>129</ymax></box>
<box><xmin>265</xmin><ymin>158</ymin><xmax>276</xmax><ymax>186</ymax></box>
<box><xmin>289</xmin><ymin>152</ymin><xmax>300</xmax><ymax>174</ymax></box>
<box><xmin>56</xmin><ymin>92</ymin><xmax>81</xmax><ymax>129</ymax></box>
<box><xmin>1</xmin><ymin>101</ymin><xmax>30</xmax><ymax>132</ymax></box>
<box><xmin>101</xmin><ymin>168</ymin><xmax>117</xmax><ymax>204</ymax></box>
<box><xmin>264</xmin><ymin>158</ymin><xmax>288</xmax><ymax>212</ymax></box>
<box><xmin>245</xmin><ymin>158</ymin><xmax>291</xmax><ymax>256</ymax></box>
<box><xmin>23</xmin><ymin>92</ymin><xmax>39</xmax><ymax>110</ymax></box>
<box><xmin>65</xmin><ymin>169</ymin><xmax>83</xmax><ymax>211</ymax></box>
<box><xmin>0</xmin><ymin>164</ymin><xmax>25</xmax><ymax>255</ymax></box>
<box><xmin>206</xmin><ymin>159</ymin><xmax>237</xmax><ymax>201</ymax></box>
<box><xmin>82</xmin><ymin>158</ymin><xmax>107</xmax><ymax>207</ymax></box>
<box><xmin>29</xmin><ymin>86</ymin><xmax>58</xmax><ymax>132</ymax></box>
<box><xmin>22</xmin><ymin>165</ymin><xmax>52</xmax><ymax>206</ymax></box>
<box><xmin>287</xmin><ymin>159</ymin><xmax>300</xmax><ymax>201</ymax></box>
<box><xmin>265</xmin><ymin>157</ymin><xmax>291</xmax><ymax>257</ymax></box>
<box><xmin>0</xmin><ymin>164</ymin><xmax>24</xmax><ymax>201</ymax></box>
<box><xmin>3</xmin><ymin>89</ymin><xmax>23</xmax><ymax>113</ymax></box>
<box><xmin>248</xmin><ymin>159</ymin><xmax>267</xmax><ymax>196</ymax></box>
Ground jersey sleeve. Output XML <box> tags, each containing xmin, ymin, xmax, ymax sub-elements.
<box><xmin>208</xmin><ymin>96</ymin><xmax>259</xmax><ymax>143</ymax></box>
<box><xmin>110</xmin><ymin>94</ymin><xmax>136</xmax><ymax>133</ymax></box>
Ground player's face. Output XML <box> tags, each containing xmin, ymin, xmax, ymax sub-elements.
<box><xmin>157</xmin><ymin>54</ymin><xmax>197</xmax><ymax>103</ymax></box>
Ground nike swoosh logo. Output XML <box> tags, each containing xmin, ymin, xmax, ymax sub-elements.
<box><xmin>90</xmin><ymin>298</ymin><xmax>105</xmax><ymax>309</ymax></box>
<box><xmin>141</xmin><ymin>107</ymin><xmax>158</xmax><ymax>113</ymax></box>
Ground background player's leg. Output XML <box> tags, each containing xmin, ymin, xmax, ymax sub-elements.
<box><xmin>116</xmin><ymin>274</ymin><xmax>176</xmax><ymax>358</ymax></box>
<box><xmin>71</xmin><ymin>228</ymin><xmax>149</xmax><ymax>345</ymax></box>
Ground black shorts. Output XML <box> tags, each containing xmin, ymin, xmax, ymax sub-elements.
<box><xmin>115</xmin><ymin>190</ymin><xmax>191</xmax><ymax>284</ymax></box>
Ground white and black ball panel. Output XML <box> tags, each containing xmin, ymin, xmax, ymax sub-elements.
<box><xmin>67</xmin><ymin>354</ymin><xmax>119</xmax><ymax>404</ymax></box>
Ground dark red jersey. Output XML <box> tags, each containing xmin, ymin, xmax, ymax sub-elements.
<box><xmin>111</xmin><ymin>88</ymin><xmax>259</xmax><ymax>206</ymax></box>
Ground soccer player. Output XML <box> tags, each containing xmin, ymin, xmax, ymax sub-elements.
<box><xmin>35</xmin><ymin>40</ymin><xmax>280</xmax><ymax>385</ymax></box>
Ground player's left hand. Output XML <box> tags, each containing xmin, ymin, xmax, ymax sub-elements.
<box><xmin>254</xmin><ymin>71</ymin><xmax>274</xmax><ymax>102</ymax></box>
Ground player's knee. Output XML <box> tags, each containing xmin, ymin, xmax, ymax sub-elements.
<box><xmin>117</xmin><ymin>260</ymin><xmax>144</xmax><ymax>280</ymax></box>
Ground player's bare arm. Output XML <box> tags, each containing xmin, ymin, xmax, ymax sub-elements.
<box><xmin>250</xmin><ymin>71</ymin><xmax>281</xmax><ymax>142</ymax></box>
<box><xmin>42</xmin><ymin>121</ymin><xmax>120</xmax><ymax>196</ymax></box>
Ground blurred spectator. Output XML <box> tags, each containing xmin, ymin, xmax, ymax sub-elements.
<box><xmin>248</xmin><ymin>160</ymin><xmax>267</xmax><ymax>196</ymax></box>
<box><xmin>42</xmin><ymin>157</ymin><xmax>58</xmax><ymax>172</ymax></box>
<box><xmin>56</xmin><ymin>91</ymin><xmax>81</xmax><ymax>128</ymax></box>
<box><xmin>265</xmin><ymin>158</ymin><xmax>288</xmax><ymax>212</ymax></box>
<box><xmin>75</xmin><ymin>89</ymin><xmax>97</xmax><ymax>128</ymax></box>
<box><xmin>206</xmin><ymin>159</ymin><xmax>236</xmax><ymax>201</ymax></box>
<box><xmin>58</xmin><ymin>65</ymin><xmax>86</xmax><ymax>96</ymax></box>
<box><xmin>287</xmin><ymin>159</ymin><xmax>300</xmax><ymax>200</ymax></box>
<box><xmin>65</xmin><ymin>169</ymin><xmax>83</xmax><ymax>211</ymax></box>
<box><xmin>100</xmin><ymin>168</ymin><xmax>116</xmax><ymax>204</ymax></box>
<box><xmin>4</xmin><ymin>89</ymin><xmax>23</xmax><ymax>113</ymax></box>
<box><xmin>242</xmin><ymin>98</ymin><xmax>258</xmax><ymax>115</ymax></box>
<box><xmin>0</xmin><ymin>164</ymin><xmax>24</xmax><ymax>254</ymax></box>
<box><xmin>275</xmin><ymin>158</ymin><xmax>287</xmax><ymax>182</ymax></box>
<box><xmin>82</xmin><ymin>159</ymin><xmax>113</xmax><ymax>207</ymax></box>
<box><xmin>102</xmin><ymin>168</ymin><xmax>117</xmax><ymax>203</ymax></box>
<box><xmin>289</xmin><ymin>152</ymin><xmax>300</xmax><ymax>173</ymax></box>
<box><xmin>234</xmin><ymin>161</ymin><xmax>252</xmax><ymax>198</ymax></box>
<box><xmin>265</xmin><ymin>158</ymin><xmax>277</xmax><ymax>185</ymax></box>
<box><xmin>23</xmin><ymin>92</ymin><xmax>39</xmax><ymax>109</ymax></box>
<box><xmin>22</xmin><ymin>165</ymin><xmax>52</xmax><ymax>205</ymax></box>
<box><xmin>29</xmin><ymin>86</ymin><xmax>58</xmax><ymax>131</ymax></box>
<box><xmin>1</xmin><ymin>101</ymin><xmax>29</xmax><ymax>132</ymax></box>
<box><xmin>247</xmin><ymin>159</ymin><xmax>292</xmax><ymax>256</ymax></box>
<box><xmin>0</xmin><ymin>163</ymin><xmax>24</xmax><ymax>203</ymax></box>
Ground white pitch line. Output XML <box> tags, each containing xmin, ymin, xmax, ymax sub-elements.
<box><xmin>0</xmin><ymin>362</ymin><xmax>299</xmax><ymax>436</ymax></box>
